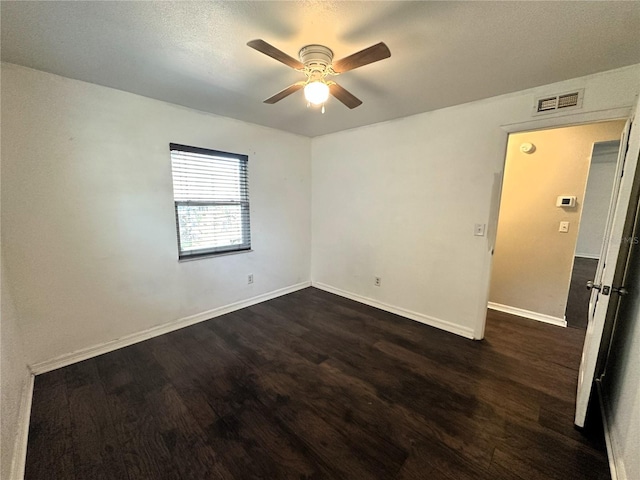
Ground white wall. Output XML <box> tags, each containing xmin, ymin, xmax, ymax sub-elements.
<box><xmin>575</xmin><ymin>141</ymin><xmax>620</xmax><ymax>259</ymax></box>
<box><xmin>1</xmin><ymin>63</ymin><xmax>312</xmax><ymax>366</ymax></box>
<box><xmin>1</xmin><ymin>258</ymin><xmax>30</xmax><ymax>480</ymax></box>
<box><xmin>311</xmin><ymin>64</ymin><xmax>640</xmax><ymax>339</ymax></box>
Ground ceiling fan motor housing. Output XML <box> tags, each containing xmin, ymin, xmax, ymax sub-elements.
<box><xmin>299</xmin><ymin>44</ymin><xmax>334</xmax><ymax>70</ymax></box>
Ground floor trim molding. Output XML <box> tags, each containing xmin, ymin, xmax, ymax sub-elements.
<box><xmin>597</xmin><ymin>379</ymin><xmax>624</xmax><ymax>480</ymax></box>
<box><xmin>488</xmin><ymin>302</ymin><xmax>567</xmax><ymax>327</ymax></box>
<box><xmin>11</xmin><ymin>372</ymin><xmax>34</xmax><ymax>480</ymax></box>
<box><xmin>30</xmin><ymin>282</ymin><xmax>311</xmax><ymax>375</ymax></box>
<box><xmin>312</xmin><ymin>282</ymin><xmax>475</xmax><ymax>340</ymax></box>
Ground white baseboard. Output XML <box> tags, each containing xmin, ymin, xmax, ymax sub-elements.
<box><xmin>11</xmin><ymin>372</ymin><xmax>34</xmax><ymax>480</ymax></box>
<box><xmin>575</xmin><ymin>253</ymin><xmax>600</xmax><ymax>260</ymax></box>
<box><xmin>312</xmin><ymin>282</ymin><xmax>476</xmax><ymax>340</ymax></box>
<box><xmin>488</xmin><ymin>302</ymin><xmax>567</xmax><ymax>327</ymax></box>
<box><xmin>30</xmin><ymin>282</ymin><xmax>311</xmax><ymax>375</ymax></box>
<box><xmin>597</xmin><ymin>379</ymin><xmax>625</xmax><ymax>480</ymax></box>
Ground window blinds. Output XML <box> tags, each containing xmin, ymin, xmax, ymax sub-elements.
<box><xmin>170</xmin><ymin>143</ymin><xmax>250</xmax><ymax>259</ymax></box>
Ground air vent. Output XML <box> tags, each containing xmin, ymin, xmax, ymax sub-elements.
<box><xmin>558</xmin><ymin>92</ymin><xmax>580</xmax><ymax>109</ymax></box>
<box><xmin>537</xmin><ymin>97</ymin><xmax>558</xmax><ymax>112</ymax></box>
<box><xmin>533</xmin><ymin>89</ymin><xmax>584</xmax><ymax>116</ymax></box>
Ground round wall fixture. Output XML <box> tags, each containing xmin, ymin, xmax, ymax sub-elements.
<box><xmin>520</xmin><ymin>142</ymin><xmax>536</xmax><ymax>154</ymax></box>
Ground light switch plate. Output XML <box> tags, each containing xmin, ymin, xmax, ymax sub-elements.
<box><xmin>559</xmin><ymin>221</ymin><xmax>570</xmax><ymax>233</ymax></box>
<box><xmin>474</xmin><ymin>224</ymin><xmax>486</xmax><ymax>236</ymax></box>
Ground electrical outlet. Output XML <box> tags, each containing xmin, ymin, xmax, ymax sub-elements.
<box><xmin>375</xmin><ymin>277</ymin><xmax>381</xmax><ymax>287</ymax></box>
<box><xmin>248</xmin><ymin>274</ymin><xmax>254</xmax><ymax>284</ymax></box>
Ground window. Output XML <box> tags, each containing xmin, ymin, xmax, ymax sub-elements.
<box><xmin>170</xmin><ymin>143</ymin><xmax>250</xmax><ymax>260</ymax></box>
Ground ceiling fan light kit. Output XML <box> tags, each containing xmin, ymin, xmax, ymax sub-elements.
<box><xmin>304</xmin><ymin>81</ymin><xmax>330</xmax><ymax>106</ymax></box>
<box><xmin>247</xmin><ymin>39</ymin><xmax>390</xmax><ymax>112</ymax></box>
<box><xmin>299</xmin><ymin>44</ymin><xmax>333</xmax><ymax>111</ymax></box>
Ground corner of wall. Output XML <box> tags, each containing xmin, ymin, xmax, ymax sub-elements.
<box><xmin>1</xmin><ymin>258</ymin><xmax>33</xmax><ymax>480</ymax></box>
<box><xmin>8</xmin><ymin>374</ymin><xmax>35</xmax><ymax>480</ymax></box>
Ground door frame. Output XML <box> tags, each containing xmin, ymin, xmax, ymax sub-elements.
<box><xmin>475</xmin><ymin>105</ymin><xmax>636</xmax><ymax>340</ymax></box>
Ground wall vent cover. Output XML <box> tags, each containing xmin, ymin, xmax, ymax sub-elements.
<box><xmin>533</xmin><ymin>89</ymin><xmax>584</xmax><ymax>116</ymax></box>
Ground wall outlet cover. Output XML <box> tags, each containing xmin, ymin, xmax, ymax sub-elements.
<box><xmin>474</xmin><ymin>224</ymin><xmax>486</xmax><ymax>236</ymax></box>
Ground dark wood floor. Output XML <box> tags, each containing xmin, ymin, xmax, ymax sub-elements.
<box><xmin>25</xmin><ymin>287</ymin><xmax>610</xmax><ymax>479</ymax></box>
<box><xmin>566</xmin><ymin>257</ymin><xmax>599</xmax><ymax>330</ymax></box>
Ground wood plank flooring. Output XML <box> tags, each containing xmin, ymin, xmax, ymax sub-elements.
<box><xmin>24</xmin><ymin>287</ymin><xmax>610</xmax><ymax>479</ymax></box>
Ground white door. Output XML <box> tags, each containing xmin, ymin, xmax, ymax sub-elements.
<box><xmin>575</xmin><ymin>103</ymin><xmax>640</xmax><ymax>427</ymax></box>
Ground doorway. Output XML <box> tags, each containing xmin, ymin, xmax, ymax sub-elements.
<box><xmin>566</xmin><ymin>140</ymin><xmax>621</xmax><ymax>329</ymax></box>
<box><xmin>488</xmin><ymin>121</ymin><xmax>626</xmax><ymax>328</ymax></box>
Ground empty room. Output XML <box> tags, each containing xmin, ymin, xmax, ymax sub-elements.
<box><xmin>2</xmin><ymin>2</ymin><xmax>640</xmax><ymax>479</ymax></box>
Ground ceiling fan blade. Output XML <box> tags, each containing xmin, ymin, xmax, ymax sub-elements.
<box><xmin>332</xmin><ymin>42</ymin><xmax>391</xmax><ymax>73</ymax></box>
<box><xmin>329</xmin><ymin>83</ymin><xmax>363</xmax><ymax>109</ymax></box>
<box><xmin>247</xmin><ymin>39</ymin><xmax>304</xmax><ymax>70</ymax></box>
<box><xmin>264</xmin><ymin>82</ymin><xmax>306</xmax><ymax>104</ymax></box>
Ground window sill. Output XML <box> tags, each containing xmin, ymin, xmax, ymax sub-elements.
<box><xmin>178</xmin><ymin>249</ymin><xmax>254</xmax><ymax>262</ymax></box>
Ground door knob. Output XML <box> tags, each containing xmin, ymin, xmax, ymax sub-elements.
<box><xmin>586</xmin><ymin>281</ymin><xmax>602</xmax><ymax>291</ymax></box>
<box><xmin>612</xmin><ymin>286</ymin><xmax>628</xmax><ymax>296</ymax></box>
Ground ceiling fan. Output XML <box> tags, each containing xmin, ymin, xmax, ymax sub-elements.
<box><xmin>247</xmin><ymin>39</ymin><xmax>391</xmax><ymax>111</ymax></box>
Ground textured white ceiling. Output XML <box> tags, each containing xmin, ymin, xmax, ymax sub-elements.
<box><xmin>2</xmin><ymin>1</ymin><xmax>639</xmax><ymax>137</ymax></box>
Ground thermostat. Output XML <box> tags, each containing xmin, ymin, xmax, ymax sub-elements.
<box><xmin>556</xmin><ymin>196</ymin><xmax>576</xmax><ymax>208</ymax></box>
